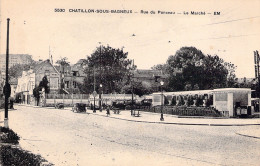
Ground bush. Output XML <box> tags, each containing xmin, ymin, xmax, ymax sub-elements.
<box><xmin>195</xmin><ymin>97</ymin><xmax>204</xmax><ymax>106</ymax></box>
<box><xmin>164</xmin><ymin>96</ymin><xmax>169</xmax><ymax>105</ymax></box>
<box><xmin>178</xmin><ymin>96</ymin><xmax>185</xmax><ymax>106</ymax></box>
<box><xmin>0</xmin><ymin>127</ymin><xmax>20</xmax><ymax>144</ymax></box>
<box><xmin>0</xmin><ymin>145</ymin><xmax>54</xmax><ymax>166</ymax></box>
<box><xmin>205</xmin><ymin>95</ymin><xmax>213</xmax><ymax>107</ymax></box>
<box><xmin>171</xmin><ymin>97</ymin><xmax>176</xmax><ymax>106</ymax></box>
<box><xmin>187</xmin><ymin>96</ymin><xmax>194</xmax><ymax>106</ymax></box>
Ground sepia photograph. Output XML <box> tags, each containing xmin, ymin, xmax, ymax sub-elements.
<box><xmin>0</xmin><ymin>0</ymin><xmax>260</xmax><ymax>165</ymax></box>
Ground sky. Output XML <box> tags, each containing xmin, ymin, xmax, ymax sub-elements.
<box><xmin>0</xmin><ymin>0</ymin><xmax>260</xmax><ymax>78</ymax></box>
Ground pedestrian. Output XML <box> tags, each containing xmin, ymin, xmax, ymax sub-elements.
<box><xmin>9</xmin><ymin>97</ymin><xmax>14</xmax><ymax>109</ymax></box>
<box><xmin>106</xmin><ymin>105</ymin><xmax>110</xmax><ymax>116</ymax></box>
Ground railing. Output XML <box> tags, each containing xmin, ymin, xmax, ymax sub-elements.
<box><xmin>44</xmin><ymin>93</ymin><xmax>142</xmax><ymax>107</ymax></box>
<box><xmin>138</xmin><ymin>105</ymin><xmax>221</xmax><ymax>117</ymax></box>
<box><xmin>46</xmin><ymin>94</ymin><xmax>90</xmax><ymax>99</ymax></box>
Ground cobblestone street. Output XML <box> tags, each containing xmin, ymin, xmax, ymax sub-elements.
<box><xmin>1</xmin><ymin>105</ymin><xmax>260</xmax><ymax>166</ymax></box>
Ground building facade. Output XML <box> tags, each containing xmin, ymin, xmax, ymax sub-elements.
<box><xmin>133</xmin><ymin>69</ymin><xmax>167</xmax><ymax>91</ymax></box>
<box><xmin>55</xmin><ymin>59</ymin><xmax>87</xmax><ymax>94</ymax></box>
<box><xmin>16</xmin><ymin>59</ymin><xmax>60</xmax><ymax>104</ymax></box>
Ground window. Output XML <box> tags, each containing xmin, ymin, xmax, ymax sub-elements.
<box><xmin>73</xmin><ymin>81</ymin><xmax>77</xmax><ymax>88</ymax></box>
<box><xmin>65</xmin><ymin>81</ymin><xmax>69</xmax><ymax>88</ymax></box>
<box><xmin>73</xmin><ymin>71</ymin><xmax>78</xmax><ymax>76</ymax></box>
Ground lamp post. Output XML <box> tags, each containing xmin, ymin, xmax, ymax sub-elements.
<box><xmin>4</xmin><ymin>18</ymin><xmax>10</xmax><ymax>128</ymax></box>
<box><xmin>99</xmin><ymin>84</ymin><xmax>102</xmax><ymax>112</ymax></box>
<box><xmin>160</xmin><ymin>80</ymin><xmax>164</xmax><ymax>121</ymax></box>
<box><xmin>131</xmin><ymin>59</ymin><xmax>135</xmax><ymax>116</ymax></box>
<box><xmin>99</xmin><ymin>42</ymin><xmax>102</xmax><ymax>112</ymax></box>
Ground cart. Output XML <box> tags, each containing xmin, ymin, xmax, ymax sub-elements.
<box><xmin>72</xmin><ymin>103</ymin><xmax>86</xmax><ymax>113</ymax></box>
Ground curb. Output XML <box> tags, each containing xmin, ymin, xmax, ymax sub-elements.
<box><xmin>236</xmin><ymin>133</ymin><xmax>260</xmax><ymax>139</ymax></box>
<box><xmin>88</xmin><ymin>112</ymin><xmax>260</xmax><ymax>126</ymax></box>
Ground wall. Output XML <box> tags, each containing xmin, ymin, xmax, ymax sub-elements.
<box><xmin>233</xmin><ymin>92</ymin><xmax>248</xmax><ymax>106</ymax></box>
<box><xmin>214</xmin><ymin>93</ymin><xmax>228</xmax><ymax>112</ymax></box>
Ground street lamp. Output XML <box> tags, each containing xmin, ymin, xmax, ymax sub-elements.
<box><xmin>130</xmin><ymin>59</ymin><xmax>135</xmax><ymax>116</ymax></box>
<box><xmin>99</xmin><ymin>84</ymin><xmax>102</xmax><ymax>112</ymax></box>
<box><xmin>98</xmin><ymin>42</ymin><xmax>102</xmax><ymax>112</ymax></box>
<box><xmin>160</xmin><ymin>80</ymin><xmax>164</xmax><ymax>121</ymax></box>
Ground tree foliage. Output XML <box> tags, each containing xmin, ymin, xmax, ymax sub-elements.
<box><xmin>8</xmin><ymin>61</ymin><xmax>36</xmax><ymax>79</ymax></box>
<box><xmin>167</xmin><ymin>47</ymin><xmax>237</xmax><ymax>91</ymax></box>
<box><xmin>56</xmin><ymin>57</ymin><xmax>70</xmax><ymax>72</ymax></box>
<box><xmin>39</xmin><ymin>75</ymin><xmax>50</xmax><ymax>94</ymax></box>
<box><xmin>33</xmin><ymin>76</ymin><xmax>50</xmax><ymax>105</ymax></box>
<box><xmin>81</xmin><ymin>45</ymin><xmax>135</xmax><ymax>94</ymax></box>
<box><xmin>121</xmin><ymin>81</ymin><xmax>153</xmax><ymax>97</ymax></box>
<box><xmin>151</xmin><ymin>63</ymin><xmax>169</xmax><ymax>74</ymax></box>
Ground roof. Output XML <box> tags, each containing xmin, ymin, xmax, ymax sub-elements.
<box><xmin>153</xmin><ymin>88</ymin><xmax>253</xmax><ymax>95</ymax></box>
<box><xmin>34</xmin><ymin>59</ymin><xmax>60</xmax><ymax>74</ymax></box>
<box><xmin>133</xmin><ymin>69</ymin><xmax>167</xmax><ymax>78</ymax></box>
<box><xmin>154</xmin><ymin>89</ymin><xmax>213</xmax><ymax>95</ymax></box>
<box><xmin>213</xmin><ymin>88</ymin><xmax>253</xmax><ymax>93</ymax></box>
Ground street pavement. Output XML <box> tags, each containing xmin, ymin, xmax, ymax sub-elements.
<box><xmin>1</xmin><ymin>105</ymin><xmax>260</xmax><ymax>166</ymax></box>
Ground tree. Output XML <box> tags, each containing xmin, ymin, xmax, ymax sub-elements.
<box><xmin>121</xmin><ymin>81</ymin><xmax>153</xmax><ymax>97</ymax></box>
<box><xmin>9</xmin><ymin>61</ymin><xmax>36</xmax><ymax>79</ymax></box>
<box><xmin>151</xmin><ymin>63</ymin><xmax>169</xmax><ymax>74</ymax></box>
<box><xmin>39</xmin><ymin>76</ymin><xmax>50</xmax><ymax>94</ymax></box>
<box><xmin>56</xmin><ymin>57</ymin><xmax>70</xmax><ymax>73</ymax></box>
<box><xmin>33</xmin><ymin>76</ymin><xmax>50</xmax><ymax>106</ymax></box>
<box><xmin>166</xmin><ymin>47</ymin><xmax>237</xmax><ymax>91</ymax></box>
<box><xmin>56</xmin><ymin>57</ymin><xmax>70</xmax><ymax>90</ymax></box>
<box><xmin>81</xmin><ymin>45</ymin><xmax>135</xmax><ymax>94</ymax></box>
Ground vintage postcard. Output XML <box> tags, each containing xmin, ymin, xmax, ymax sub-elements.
<box><xmin>0</xmin><ymin>0</ymin><xmax>260</xmax><ymax>165</ymax></box>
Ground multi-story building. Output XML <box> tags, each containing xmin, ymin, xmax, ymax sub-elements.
<box><xmin>55</xmin><ymin>59</ymin><xmax>87</xmax><ymax>94</ymax></box>
<box><xmin>0</xmin><ymin>54</ymin><xmax>33</xmax><ymax>80</ymax></box>
<box><xmin>16</xmin><ymin>59</ymin><xmax>60</xmax><ymax>104</ymax></box>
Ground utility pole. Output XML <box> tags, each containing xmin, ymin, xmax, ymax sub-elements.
<box><xmin>93</xmin><ymin>66</ymin><xmax>96</xmax><ymax>113</ymax></box>
<box><xmin>254</xmin><ymin>50</ymin><xmax>260</xmax><ymax>97</ymax></box>
<box><xmin>4</xmin><ymin>18</ymin><xmax>10</xmax><ymax>128</ymax></box>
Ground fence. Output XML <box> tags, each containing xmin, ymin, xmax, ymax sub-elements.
<box><xmin>44</xmin><ymin>93</ymin><xmax>143</xmax><ymax>107</ymax></box>
<box><xmin>137</xmin><ymin>105</ymin><xmax>222</xmax><ymax>117</ymax></box>
<box><xmin>45</xmin><ymin>94</ymin><xmax>90</xmax><ymax>107</ymax></box>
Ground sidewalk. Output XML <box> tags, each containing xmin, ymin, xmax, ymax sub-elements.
<box><xmin>84</xmin><ymin>108</ymin><xmax>260</xmax><ymax>126</ymax></box>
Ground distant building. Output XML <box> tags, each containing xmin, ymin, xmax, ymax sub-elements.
<box><xmin>0</xmin><ymin>54</ymin><xmax>33</xmax><ymax>81</ymax></box>
<box><xmin>16</xmin><ymin>59</ymin><xmax>60</xmax><ymax>104</ymax></box>
<box><xmin>55</xmin><ymin>59</ymin><xmax>87</xmax><ymax>94</ymax></box>
<box><xmin>133</xmin><ymin>69</ymin><xmax>167</xmax><ymax>90</ymax></box>
<box><xmin>236</xmin><ymin>77</ymin><xmax>256</xmax><ymax>84</ymax></box>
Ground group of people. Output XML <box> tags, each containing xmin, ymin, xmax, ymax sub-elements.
<box><xmin>90</xmin><ymin>103</ymin><xmax>112</xmax><ymax>116</ymax></box>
